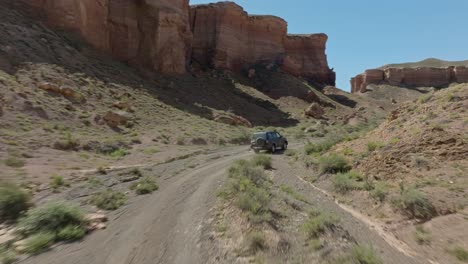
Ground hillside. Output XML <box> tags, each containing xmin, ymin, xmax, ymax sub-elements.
<box><xmin>380</xmin><ymin>58</ymin><xmax>468</xmax><ymax>69</ymax></box>
<box><xmin>300</xmin><ymin>84</ymin><xmax>468</xmax><ymax>263</ymax></box>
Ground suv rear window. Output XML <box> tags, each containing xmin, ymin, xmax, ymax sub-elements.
<box><xmin>252</xmin><ymin>133</ymin><xmax>266</xmax><ymax>140</ymax></box>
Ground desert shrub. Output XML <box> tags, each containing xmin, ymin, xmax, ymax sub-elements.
<box><xmin>418</xmin><ymin>93</ymin><xmax>433</xmax><ymax>103</ymax></box>
<box><xmin>57</xmin><ymin>225</ymin><xmax>86</xmax><ymax>242</ymax></box>
<box><xmin>414</xmin><ymin>225</ymin><xmax>431</xmax><ymax>245</ymax></box>
<box><xmin>52</xmin><ymin>132</ymin><xmax>79</xmax><ymax>151</ymax></box>
<box><xmin>447</xmin><ymin>246</ymin><xmax>468</xmax><ymax>262</ymax></box>
<box><xmin>369</xmin><ymin>182</ymin><xmax>388</xmax><ymax>202</ymax></box>
<box><xmin>130</xmin><ymin>177</ymin><xmax>159</xmax><ymax>195</ymax></box>
<box><xmin>304</xmin><ymin>137</ymin><xmax>343</xmax><ymax>155</ymax></box>
<box><xmin>91</xmin><ymin>190</ymin><xmax>126</xmax><ymax>210</ymax></box>
<box><xmin>50</xmin><ymin>175</ymin><xmax>69</xmax><ymax>191</ymax></box>
<box><xmin>302</xmin><ymin>209</ymin><xmax>339</xmax><ymax>239</ymax></box>
<box><xmin>332</xmin><ymin>171</ymin><xmax>364</xmax><ymax>193</ymax></box>
<box><xmin>280</xmin><ymin>185</ymin><xmax>307</xmax><ymax>203</ymax></box>
<box><xmin>318</xmin><ymin>154</ymin><xmax>350</xmax><ymax>174</ymax></box>
<box><xmin>284</xmin><ymin>149</ymin><xmax>296</xmax><ymax>156</ymax></box>
<box><xmin>250</xmin><ymin>154</ymin><xmax>272</xmax><ymax>170</ymax></box>
<box><xmin>4</xmin><ymin>156</ymin><xmax>25</xmax><ymax>168</ymax></box>
<box><xmin>394</xmin><ymin>188</ymin><xmax>436</xmax><ymax>219</ymax></box>
<box><xmin>0</xmin><ymin>248</ymin><xmax>17</xmax><ymax>264</ymax></box>
<box><xmin>19</xmin><ymin>202</ymin><xmax>85</xmax><ymax>235</ymax></box>
<box><xmin>109</xmin><ymin>149</ymin><xmax>128</xmax><ymax>158</ymax></box>
<box><xmin>22</xmin><ymin>232</ymin><xmax>55</xmax><ymax>254</ymax></box>
<box><xmin>243</xmin><ymin>230</ymin><xmax>267</xmax><ymax>254</ymax></box>
<box><xmin>223</xmin><ymin>159</ymin><xmax>272</xmax><ymax>223</ymax></box>
<box><xmin>228</xmin><ymin>131</ymin><xmax>251</xmax><ymax>145</ymax></box>
<box><xmin>348</xmin><ymin>244</ymin><xmax>382</xmax><ymax>264</ymax></box>
<box><xmin>367</xmin><ymin>141</ymin><xmax>384</xmax><ymax>152</ymax></box>
<box><xmin>0</xmin><ymin>183</ymin><xmax>31</xmax><ymax>220</ymax></box>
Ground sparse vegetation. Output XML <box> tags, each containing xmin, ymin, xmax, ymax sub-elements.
<box><xmin>52</xmin><ymin>132</ymin><xmax>79</xmax><ymax>151</ymax></box>
<box><xmin>19</xmin><ymin>202</ymin><xmax>85</xmax><ymax>235</ymax></box>
<box><xmin>418</xmin><ymin>93</ymin><xmax>433</xmax><ymax>103</ymax></box>
<box><xmin>393</xmin><ymin>188</ymin><xmax>436</xmax><ymax>220</ymax></box>
<box><xmin>22</xmin><ymin>232</ymin><xmax>55</xmax><ymax>254</ymax></box>
<box><xmin>220</xmin><ymin>159</ymin><xmax>272</xmax><ymax>223</ymax></box>
<box><xmin>243</xmin><ymin>230</ymin><xmax>267</xmax><ymax>254</ymax></box>
<box><xmin>369</xmin><ymin>182</ymin><xmax>388</xmax><ymax>202</ymax></box>
<box><xmin>414</xmin><ymin>225</ymin><xmax>431</xmax><ymax>245</ymax></box>
<box><xmin>50</xmin><ymin>175</ymin><xmax>69</xmax><ymax>191</ymax></box>
<box><xmin>4</xmin><ymin>156</ymin><xmax>25</xmax><ymax>168</ymax></box>
<box><xmin>302</xmin><ymin>209</ymin><xmax>339</xmax><ymax>239</ymax></box>
<box><xmin>366</xmin><ymin>141</ymin><xmax>384</xmax><ymax>152</ymax></box>
<box><xmin>348</xmin><ymin>244</ymin><xmax>383</xmax><ymax>264</ymax></box>
<box><xmin>284</xmin><ymin>149</ymin><xmax>296</xmax><ymax>156</ymax></box>
<box><xmin>130</xmin><ymin>177</ymin><xmax>159</xmax><ymax>195</ymax></box>
<box><xmin>304</xmin><ymin>137</ymin><xmax>343</xmax><ymax>155</ymax></box>
<box><xmin>57</xmin><ymin>225</ymin><xmax>86</xmax><ymax>241</ymax></box>
<box><xmin>447</xmin><ymin>246</ymin><xmax>468</xmax><ymax>262</ymax></box>
<box><xmin>280</xmin><ymin>184</ymin><xmax>307</xmax><ymax>203</ymax></box>
<box><xmin>91</xmin><ymin>190</ymin><xmax>126</xmax><ymax>210</ymax></box>
<box><xmin>318</xmin><ymin>154</ymin><xmax>350</xmax><ymax>174</ymax></box>
<box><xmin>332</xmin><ymin>171</ymin><xmax>364</xmax><ymax>193</ymax></box>
<box><xmin>0</xmin><ymin>248</ymin><xmax>17</xmax><ymax>264</ymax></box>
<box><xmin>109</xmin><ymin>149</ymin><xmax>128</xmax><ymax>158</ymax></box>
<box><xmin>0</xmin><ymin>183</ymin><xmax>31</xmax><ymax>220</ymax></box>
<box><xmin>250</xmin><ymin>154</ymin><xmax>272</xmax><ymax>170</ymax></box>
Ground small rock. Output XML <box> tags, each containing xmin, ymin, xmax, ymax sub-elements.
<box><xmin>304</xmin><ymin>103</ymin><xmax>325</xmax><ymax>119</ymax></box>
<box><xmin>103</xmin><ymin>110</ymin><xmax>132</xmax><ymax>128</ymax></box>
<box><xmin>84</xmin><ymin>213</ymin><xmax>108</xmax><ymax>223</ymax></box>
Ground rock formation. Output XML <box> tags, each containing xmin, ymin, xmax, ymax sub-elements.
<box><xmin>351</xmin><ymin>66</ymin><xmax>468</xmax><ymax>93</ymax></box>
<box><xmin>190</xmin><ymin>2</ymin><xmax>335</xmax><ymax>85</ymax></box>
<box><xmin>26</xmin><ymin>1</ymin><xmax>335</xmax><ymax>85</ymax></box>
<box><xmin>27</xmin><ymin>0</ymin><xmax>192</xmax><ymax>74</ymax></box>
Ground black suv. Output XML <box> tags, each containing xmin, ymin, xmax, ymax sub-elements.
<box><xmin>250</xmin><ymin>131</ymin><xmax>288</xmax><ymax>153</ymax></box>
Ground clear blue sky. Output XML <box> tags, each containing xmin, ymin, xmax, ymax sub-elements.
<box><xmin>189</xmin><ymin>0</ymin><xmax>468</xmax><ymax>91</ymax></box>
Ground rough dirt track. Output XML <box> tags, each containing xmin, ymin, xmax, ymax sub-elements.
<box><xmin>20</xmin><ymin>145</ymin><xmax>424</xmax><ymax>264</ymax></box>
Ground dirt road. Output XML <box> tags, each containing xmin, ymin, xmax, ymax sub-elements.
<box><xmin>20</xmin><ymin>145</ymin><xmax>424</xmax><ymax>264</ymax></box>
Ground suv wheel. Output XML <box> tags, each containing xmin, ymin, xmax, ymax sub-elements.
<box><xmin>283</xmin><ymin>142</ymin><xmax>288</xmax><ymax>150</ymax></box>
<box><xmin>271</xmin><ymin>144</ymin><xmax>276</xmax><ymax>154</ymax></box>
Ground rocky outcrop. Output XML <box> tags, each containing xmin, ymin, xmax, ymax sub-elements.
<box><xmin>27</xmin><ymin>0</ymin><xmax>192</xmax><ymax>74</ymax></box>
<box><xmin>283</xmin><ymin>34</ymin><xmax>335</xmax><ymax>84</ymax></box>
<box><xmin>351</xmin><ymin>66</ymin><xmax>468</xmax><ymax>93</ymax></box>
<box><xmin>190</xmin><ymin>2</ymin><xmax>335</xmax><ymax>85</ymax></box>
<box><xmin>26</xmin><ymin>1</ymin><xmax>334</xmax><ymax>85</ymax></box>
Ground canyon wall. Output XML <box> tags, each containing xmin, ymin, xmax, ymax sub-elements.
<box><xmin>190</xmin><ymin>2</ymin><xmax>335</xmax><ymax>85</ymax></box>
<box><xmin>27</xmin><ymin>0</ymin><xmax>192</xmax><ymax>74</ymax></box>
<box><xmin>351</xmin><ymin>66</ymin><xmax>468</xmax><ymax>93</ymax></box>
<box><xmin>25</xmin><ymin>1</ymin><xmax>334</xmax><ymax>85</ymax></box>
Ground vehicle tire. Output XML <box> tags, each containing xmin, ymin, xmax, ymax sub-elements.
<box><xmin>271</xmin><ymin>144</ymin><xmax>276</xmax><ymax>154</ymax></box>
<box><xmin>283</xmin><ymin>142</ymin><xmax>288</xmax><ymax>150</ymax></box>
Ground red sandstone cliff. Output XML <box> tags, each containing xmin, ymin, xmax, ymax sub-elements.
<box><xmin>351</xmin><ymin>66</ymin><xmax>468</xmax><ymax>93</ymax></box>
<box><xmin>190</xmin><ymin>2</ymin><xmax>335</xmax><ymax>85</ymax></box>
<box><xmin>25</xmin><ymin>1</ymin><xmax>334</xmax><ymax>85</ymax></box>
<box><xmin>27</xmin><ymin>0</ymin><xmax>192</xmax><ymax>74</ymax></box>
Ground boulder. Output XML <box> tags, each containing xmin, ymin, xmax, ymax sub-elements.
<box><xmin>305</xmin><ymin>103</ymin><xmax>325</xmax><ymax>119</ymax></box>
<box><xmin>213</xmin><ymin>113</ymin><xmax>252</xmax><ymax>128</ymax></box>
<box><xmin>103</xmin><ymin>110</ymin><xmax>132</xmax><ymax>128</ymax></box>
<box><xmin>84</xmin><ymin>213</ymin><xmax>108</xmax><ymax>223</ymax></box>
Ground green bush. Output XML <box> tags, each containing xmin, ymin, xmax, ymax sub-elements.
<box><xmin>284</xmin><ymin>149</ymin><xmax>296</xmax><ymax>156</ymax></box>
<box><xmin>367</xmin><ymin>141</ymin><xmax>385</xmax><ymax>152</ymax></box>
<box><xmin>91</xmin><ymin>190</ymin><xmax>126</xmax><ymax>210</ymax></box>
<box><xmin>332</xmin><ymin>171</ymin><xmax>364</xmax><ymax>193</ymax></box>
<box><xmin>447</xmin><ymin>246</ymin><xmax>468</xmax><ymax>262</ymax></box>
<box><xmin>22</xmin><ymin>232</ymin><xmax>55</xmax><ymax>254</ymax></box>
<box><xmin>109</xmin><ymin>149</ymin><xmax>128</xmax><ymax>158</ymax></box>
<box><xmin>0</xmin><ymin>183</ymin><xmax>31</xmax><ymax>220</ymax></box>
<box><xmin>395</xmin><ymin>188</ymin><xmax>436</xmax><ymax>219</ymax></box>
<box><xmin>250</xmin><ymin>154</ymin><xmax>272</xmax><ymax>170</ymax></box>
<box><xmin>57</xmin><ymin>225</ymin><xmax>86</xmax><ymax>242</ymax></box>
<box><xmin>370</xmin><ymin>182</ymin><xmax>388</xmax><ymax>202</ymax></box>
<box><xmin>4</xmin><ymin>156</ymin><xmax>25</xmax><ymax>168</ymax></box>
<box><xmin>414</xmin><ymin>225</ymin><xmax>431</xmax><ymax>245</ymax></box>
<box><xmin>131</xmin><ymin>177</ymin><xmax>159</xmax><ymax>195</ymax></box>
<box><xmin>0</xmin><ymin>248</ymin><xmax>17</xmax><ymax>264</ymax></box>
<box><xmin>349</xmin><ymin>244</ymin><xmax>382</xmax><ymax>264</ymax></box>
<box><xmin>318</xmin><ymin>154</ymin><xmax>350</xmax><ymax>174</ymax></box>
<box><xmin>418</xmin><ymin>93</ymin><xmax>433</xmax><ymax>104</ymax></box>
<box><xmin>19</xmin><ymin>202</ymin><xmax>85</xmax><ymax>235</ymax></box>
<box><xmin>243</xmin><ymin>230</ymin><xmax>267</xmax><ymax>254</ymax></box>
<box><xmin>304</xmin><ymin>138</ymin><xmax>343</xmax><ymax>155</ymax></box>
<box><xmin>302</xmin><ymin>209</ymin><xmax>339</xmax><ymax>238</ymax></box>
